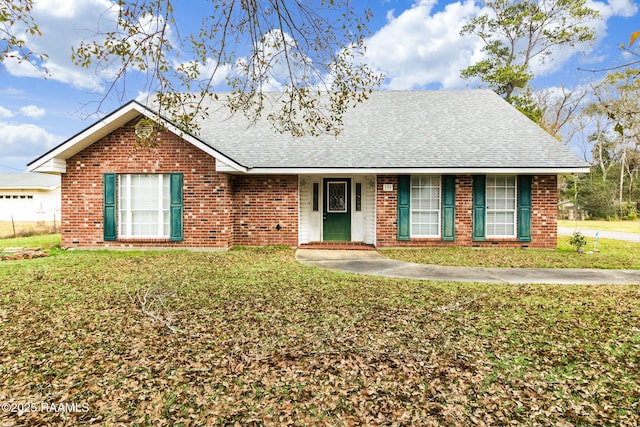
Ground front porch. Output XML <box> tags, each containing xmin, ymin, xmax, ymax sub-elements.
<box><xmin>298</xmin><ymin>175</ymin><xmax>377</xmax><ymax>246</ymax></box>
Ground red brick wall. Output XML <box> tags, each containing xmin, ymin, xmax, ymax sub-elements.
<box><xmin>62</xmin><ymin>120</ymin><xmax>232</xmax><ymax>248</ymax></box>
<box><xmin>60</xmin><ymin>119</ymin><xmax>558</xmax><ymax>250</ymax></box>
<box><xmin>375</xmin><ymin>175</ymin><xmax>399</xmax><ymax>246</ymax></box>
<box><xmin>531</xmin><ymin>175</ymin><xmax>558</xmax><ymax>248</ymax></box>
<box><xmin>231</xmin><ymin>175</ymin><xmax>299</xmax><ymax>246</ymax></box>
<box><xmin>376</xmin><ymin>174</ymin><xmax>558</xmax><ymax>249</ymax></box>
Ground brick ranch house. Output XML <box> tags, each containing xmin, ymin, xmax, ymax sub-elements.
<box><xmin>28</xmin><ymin>90</ymin><xmax>589</xmax><ymax>249</ymax></box>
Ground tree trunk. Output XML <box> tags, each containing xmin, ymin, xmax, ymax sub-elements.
<box><xmin>619</xmin><ymin>147</ymin><xmax>626</xmax><ymax>216</ymax></box>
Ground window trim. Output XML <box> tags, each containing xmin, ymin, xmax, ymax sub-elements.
<box><xmin>118</xmin><ymin>174</ymin><xmax>170</xmax><ymax>239</ymax></box>
<box><xmin>410</xmin><ymin>175</ymin><xmax>442</xmax><ymax>238</ymax></box>
<box><xmin>485</xmin><ymin>175</ymin><xmax>517</xmax><ymax>239</ymax></box>
<box><xmin>355</xmin><ymin>182</ymin><xmax>362</xmax><ymax>212</ymax></box>
<box><xmin>312</xmin><ymin>182</ymin><xmax>319</xmax><ymax>212</ymax></box>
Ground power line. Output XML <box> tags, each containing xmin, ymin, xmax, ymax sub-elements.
<box><xmin>0</xmin><ymin>163</ymin><xmax>27</xmax><ymax>172</ymax></box>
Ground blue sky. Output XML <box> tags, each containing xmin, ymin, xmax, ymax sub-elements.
<box><xmin>0</xmin><ymin>0</ymin><xmax>638</xmax><ymax>173</ymax></box>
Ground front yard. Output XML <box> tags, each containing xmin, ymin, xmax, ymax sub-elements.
<box><xmin>558</xmin><ymin>219</ymin><xmax>640</xmax><ymax>234</ymax></box>
<box><xmin>0</xmin><ymin>245</ymin><xmax>638</xmax><ymax>426</ymax></box>
<box><xmin>383</xmin><ymin>236</ymin><xmax>640</xmax><ymax>270</ymax></box>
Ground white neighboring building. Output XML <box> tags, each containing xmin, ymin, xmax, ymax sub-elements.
<box><xmin>0</xmin><ymin>173</ymin><xmax>61</xmax><ymax>222</ymax></box>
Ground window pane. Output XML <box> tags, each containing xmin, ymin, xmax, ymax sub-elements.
<box><xmin>119</xmin><ymin>213</ymin><xmax>128</xmax><ymax>235</ymax></box>
<box><xmin>486</xmin><ymin>223</ymin><xmax>496</xmax><ymax>236</ymax></box>
<box><xmin>118</xmin><ymin>176</ymin><xmax>128</xmax><ymax>236</ymax></box>
<box><xmin>119</xmin><ymin>177</ymin><xmax>128</xmax><ymax>210</ymax></box>
<box><xmin>486</xmin><ymin>175</ymin><xmax>516</xmax><ymax>236</ymax></box>
<box><xmin>413</xmin><ymin>212</ymin><xmax>433</xmax><ymax>235</ymax></box>
<box><xmin>163</xmin><ymin>175</ymin><xmax>170</xmax><ymax>208</ymax></box>
<box><xmin>327</xmin><ymin>182</ymin><xmax>347</xmax><ymax>212</ymax></box>
<box><xmin>132</xmin><ymin>211</ymin><xmax>158</xmax><ymax>235</ymax></box>
<box><xmin>410</xmin><ymin>176</ymin><xmax>440</xmax><ymax>237</ymax></box>
<box><xmin>312</xmin><ymin>183</ymin><xmax>319</xmax><ymax>212</ymax></box>
<box><xmin>119</xmin><ymin>174</ymin><xmax>169</xmax><ymax>238</ymax></box>
<box><xmin>131</xmin><ymin>175</ymin><xmax>159</xmax><ymax>209</ymax></box>
<box><xmin>163</xmin><ymin>211</ymin><xmax>170</xmax><ymax>236</ymax></box>
<box><xmin>414</xmin><ymin>223</ymin><xmax>437</xmax><ymax>236</ymax></box>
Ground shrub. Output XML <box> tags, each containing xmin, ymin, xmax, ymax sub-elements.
<box><xmin>569</xmin><ymin>231</ymin><xmax>588</xmax><ymax>253</ymax></box>
<box><xmin>622</xmin><ymin>202</ymin><xmax>638</xmax><ymax>220</ymax></box>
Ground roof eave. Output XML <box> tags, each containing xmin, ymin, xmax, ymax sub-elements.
<box><xmin>27</xmin><ymin>101</ymin><xmax>248</xmax><ymax>174</ymax></box>
<box><xmin>28</xmin><ymin>101</ymin><xmax>141</xmax><ymax>173</ymax></box>
<box><xmin>240</xmin><ymin>166</ymin><xmax>592</xmax><ymax>175</ymax></box>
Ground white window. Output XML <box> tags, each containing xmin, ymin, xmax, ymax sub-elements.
<box><xmin>119</xmin><ymin>174</ymin><xmax>170</xmax><ymax>238</ymax></box>
<box><xmin>486</xmin><ymin>175</ymin><xmax>516</xmax><ymax>237</ymax></box>
<box><xmin>410</xmin><ymin>175</ymin><xmax>440</xmax><ymax>237</ymax></box>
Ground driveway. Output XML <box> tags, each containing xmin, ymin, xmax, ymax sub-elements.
<box><xmin>558</xmin><ymin>227</ymin><xmax>640</xmax><ymax>243</ymax></box>
<box><xmin>296</xmin><ymin>249</ymin><xmax>640</xmax><ymax>285</ymax></box>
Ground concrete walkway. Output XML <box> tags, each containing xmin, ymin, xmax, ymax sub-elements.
<box><xmin>558</xmin><ymin>227</ymin><xmax>640</xmax><ymax>243</ymax></box>
<box><xmin>296</xmin><ymin>249</ymin><xmax>640</xmax><ymax>285</ymax></box>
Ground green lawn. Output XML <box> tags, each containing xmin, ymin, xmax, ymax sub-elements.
<box><xmin>0</xmin><ymin>233</ymin><xmax>61</xmax><ymax>250</ymax></box>
<box><xmin>3</xmin><ymin>234</ymin><xmax>638</xmax><ymax>269</ymax></box>
<box><xmin>0</xmin><ymin>248</ymin><xmax>638</xmax><ymax>426</ymax></box>
<box><xmin>559</xmin><ymin>219</ymin><xmax>640</xmax><ymax>234</ymax></box>
<box><xmin>383</xmin><ymin>236</ymin><xmax>640</xmax><ymax>270</ymax></box>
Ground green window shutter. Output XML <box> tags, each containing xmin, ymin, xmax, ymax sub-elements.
<box><xmin>169</xmin><ymin>173</ymin><xmax>184</xmax><ymax>242</ymax></box>
<box><xmin>103</xmin><ymin>173</ymin><xmax>117</xmax><ymax>241</ymax></box>
<box><xmin>441</xmin><ymin>175</ymin><xmax>456</xmax><ymax>241</ymax></box>
<box><xmin>472</xmin><ymin>175</ymin><xmax>486</xmax><ymax>242</ymax></box>
<box><xmin>517</xmin><ymin>175</ymin><xmax>532</xmax><ymax>242</ymax></box>
<box><xmin>397</xmin><ymin>175</ymin><xmax>410</xmax><ymax>241</ymax></box>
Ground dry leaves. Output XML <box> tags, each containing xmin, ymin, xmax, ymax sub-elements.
<box><xmin>0</xmin><ymin>248</ymin><xmax>638</xmax><ymax>426</ymax></box>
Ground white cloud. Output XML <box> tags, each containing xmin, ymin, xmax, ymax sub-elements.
<box><xmin>4</xmin><ymin>56</ymin><xmax>109</xmax><ymax>92</ymax></box>
<box><xmin>0</xmin><ymin>106</ymin><xmax>14</xmax><ymax>118</ymax></box>
<box><xmin>3</xmin><ymin>0</ymin><xmax>120</xmax><ymax>91</ymax></box>
<box><xmin>529</xmin><ymin>0</ymin><xmax>639</xmax><ymax>76</ymax></box>
<box><xmin>135</xmin><ymin>91</ymin><xmax>151</xmax><ymax>103</ymax></box>
<box><xmin>19</xmin><ymin>105</ymin><xmax>46</xmax><ymax>119</ymax></box>
<box><xmin>226</xmin><ymin>30</ymin><xmax>314</xmax><ymax>92</ymax></box>
<box><xmin>364</xmin><ymin>0</ymin><xmax>480</xmax><ymax>90</ymax></box>
<box><xmin>3</xmin><ymin>0</ymin><xmax>636</xmax><ymax>102</ymax></box>
<box><xmin>365</xmin><ymin>0</ymin><xmax>638</xmax><ymax>90</ymax></box>
<box><xmin>34</xmin><ymin>0</ymin><xmax>87</xmax><ymax>19</ymax></box>
<box><xmin>177</xmin><ymin>58</ymin><xmax>234</xmax><ymax>90</ymax></box>
<box><xmin>5</xmin><ymin>0</ymin><xmax>194</xmax><ymax>94</ymax></box>
<box><xmin>0</xmin><ymin>122</ymin><xmax>61</xmax><ymax>166</ymax></box>
<box><xmin>589</xmin><ymin>0</ymin><xmax>638</xmax><ymax>20</ymax></box>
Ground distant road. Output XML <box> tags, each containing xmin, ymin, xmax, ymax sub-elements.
<box><xmin>558</xmin><ymin>227</ymin><xmax>640</xmax><ymax>243</ymax></box>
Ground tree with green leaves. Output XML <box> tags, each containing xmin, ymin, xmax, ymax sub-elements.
<box><xmin>1</xmin><ymin>0</ymin><xmax>382</xmax><ymax>137</ymax></box>
<box><xmin>0</xmin><ymin>0</ymin><xmax>46</xmax><ymax>65</ymax></box>
<box><xmin>589</xmin><ymin>69</ymin><xmax>640</xmax><ymax>213</ymax></box>
<box><xmin>572</xmin><ymin>69</ymin><xmax>640</xmax><ymax>218</ymax></box>
<box><xmin>460</xmin><ymin>0</ymin><xmax>599</xmax><ymax>123</ymax></box>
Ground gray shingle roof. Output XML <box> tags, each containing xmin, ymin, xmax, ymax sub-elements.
<box><xmin>0</xmin><ymin>173</ymin><xmax>60</xmax><ymax>189</ymax></box>
<box><xmin>28</xmin><ymin>89</ymin><xmax>589</xmax><ymax>174</ymax></box>
<box><xmin>194</xmin><ymin>90</ymin><xmax>587</xmax><ymax>169</ymax></box>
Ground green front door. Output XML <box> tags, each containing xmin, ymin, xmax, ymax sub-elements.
<box><xmin>323</xmin><ymin>178</ymin><xmax>351</xmax><ymax>241</ymax></box>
